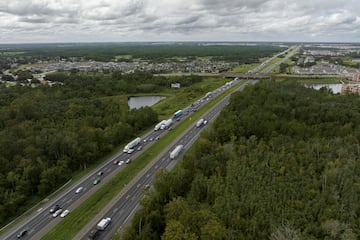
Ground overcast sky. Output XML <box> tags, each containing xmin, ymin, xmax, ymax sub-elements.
<box><xmin>0</xmin><ymin>0</ymin><xmax>359</xmax><ymax>43</ymax></box>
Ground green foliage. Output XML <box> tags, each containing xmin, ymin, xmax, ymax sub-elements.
<box><xmin>16</xmin><ymin>43</ymin><xmax>283</xmax><ymax>63</ymax></box>
<box><xmin>123</xmin><ymin>80</ymin><xmax>360</xmax><ymax>239</ymax></box>
<box><xmin>0</xmin><ymin>72</ymin><xmax>165</xmax><ymax>227</ymax></box>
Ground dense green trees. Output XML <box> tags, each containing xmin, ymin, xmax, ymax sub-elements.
<box><xmin>0</xmin><ymin>71</ymin><xmax>187</xmax><ymax>226</ymax></box>
<box><xmin>0</xmin><ymin>43</ymin><xmax>283</xmax><ymax>63</ymax></box>
<box><xmin>123</xmin><ymin>80</ymin><xmax>360</xmax><ymax>239</ymax></box>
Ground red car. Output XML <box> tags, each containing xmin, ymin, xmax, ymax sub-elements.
<box><xmin>114</xmin><ymin>160</ymin><xmax>119</xmax><ymax>165</ymax></box>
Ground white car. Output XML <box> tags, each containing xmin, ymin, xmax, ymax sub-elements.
<box><xmin>52</xmin><ymin>209</ymin><xmax>63</xmax><ymax>218</ymax></box>
<box><xmin>60</xmin><ymin>209</ymin><xmax>69</xmax><ymax>218</ymax></box>
<box><xmin>75</xmin><ymin>187</ymin><xmax>83</xmax><ymax>194</ymax></box>
<box><xmin>118</xmin><ymin>160</ymin><xmax>124</xmax><ymax>166</ymax></box>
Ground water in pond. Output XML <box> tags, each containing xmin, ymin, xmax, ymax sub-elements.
<box><xmin>128</xmin><ymin>96</ymin><xmax>166</xmax><ymax>109</ymax></box>
<box><xmin>305</xmin><ymin>84</ymin><xmax>342</xmax><ymax>94</ymax></box>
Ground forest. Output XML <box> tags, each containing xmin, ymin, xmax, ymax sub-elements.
<box><xmin>123</xmin><ymin>81</ymin><xmax>360</xmax><ymax>240</ymax></box>
<box><xmin>0</xmin><ymin>43</ymin><xmax>283</xmax><ymax>63</ymax></box>
<box><xmin>0</xmin><ymin>71</ymin><xmax>203</xmax><ymax>226</ymax></box>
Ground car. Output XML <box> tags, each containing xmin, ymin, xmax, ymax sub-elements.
<box><xmin>149</xmin><ymin>137</ymin><xmax>154</xmax><ymax>141</ymax></box>
<box><xmin>137</xmin><ymin>145</ymin><xmax>143</xmax><ymax>151</ymax></box>
<box><xmin>52</xmin><ymin>208</ymin><xmax>63</xmax><ymax>218</ymax></box>
<box><xmin>114</xmin><ymin>159</ymin><xmax>119</xmax><ymax>165</ymax></box>
<box><xmin>126</xmin><ymin>158</ymin><xmax>131</xmax><ymax>164</ymax></box>
<box><xmin>93</xmin><ymin>178</ymin><xmax>101</xmax><ymax>185</ymax></box>
<box><xmin>97</xmin><ymin>171</ymin><xmax>104</xmax><ymax>176</ymax></box>
<box><xmin>143</xmin><ymin>139</ymin><xmax>147</xmax><ymax>143</ymax></box>
<box><xmin>88</xmin><ymin>229</ymin><xmax>100</xmax><ymax>240</ymax></box>
<box><xmin>155</xmin><ymin>136</ymin><xmax>160</xmax><ymax>140</ymax></box>
<box><xmin>16</xmin><ymin>229</ymin><xmax>27</xmax><ymax>239</ymax></box>
<box><xmin>127</xmin><ymin>148</ymin><xmax>134</xmax><ymax>154</ymax></box>
<box><xmin>49</xmin><ymin>204</ymin><xmax>60</xmax><ymax>213</ymax></box>
<box><xmin>118</xmin><ymin>160</ymin><xmax>124</xmax><ymax>166</ymax></box>
<box><xmin>60</xmin><ymin>209</ymin><xmax>69</xmax><ymax>218</ymax></box>
<box><xmin>75</xmin><ymin>187</ymin><xmax>84</xmax><ymax>194</ymax></box>
<box><xmin>203</xmin><ymin>120</ymin><xmax>208</xmax><ymax>125</ymax></box>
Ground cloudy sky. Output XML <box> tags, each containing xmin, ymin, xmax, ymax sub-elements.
<box><xmin>0</xmin><ymin>0</ymin><xmax>359</xmax><ymax>43</ymax></box>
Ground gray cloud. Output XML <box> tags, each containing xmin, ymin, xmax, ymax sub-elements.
<box><xmin>0</xmin><ymin>0</ymin><xmax>358</xmax><ymax>43</ymax></box>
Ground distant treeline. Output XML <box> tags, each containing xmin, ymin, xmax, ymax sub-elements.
<box><xmin>0</xmin><ymin>72</ymin><xmax>202</xmax><ymax>226</ymax></box>
<box><xmin>3</xmin><ymin>44</ymin><xmax>283</xmax><ymax>63</ymax></box>
<box><xmin>123</xmin><ymin>81</ymin><xmax>360</xmax><ymax>240</ymax></box>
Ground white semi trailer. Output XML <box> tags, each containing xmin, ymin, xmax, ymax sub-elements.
<box><xmin>160</xmin><ymin>118</ymin><xmax>173</xmax><ymax>130</ymax></box>
<box><xmin>196</xmin><ymin>118</ymin><xmax>204</xmax><ymax>127</ymax></box>
<box><xmin>97</xmin><ymin>217</ymin><xmax>111</xmax><ymax>230</ymax></box>
<box><xmin>123</xmin><ymin>137</ymin><xmax>141</xmax><ymax>153</ymax></box>
<box><xmin>154</xmin><ymin>120</ymin><xmax>167</xmax><ymax>131</ymax></box>
<box><xmin>170</xmin><ymin>145</ymin><xmax>183</xmax><ymax>159</ymax></box>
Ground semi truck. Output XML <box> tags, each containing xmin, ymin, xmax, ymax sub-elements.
<box><xmin>196</xmin><ymin>118</ymin><xmax>205</xmax><ymax>127</ymax></box>
<box><xmin>154</xmin><ymin>120</ymin><xmax>167</xmax><ymax>131</ymax></box>
<box><xmin>170</xmin><ymin>145</ymin><xmax>183</xmax><ymax>159</ymax></box>
<box><xmin>160</xmin><ymin>118</ymin><xmax>173</xmax><ymax>130</ymax></box>
<box><xmin>123</xmin><ymin>137</ymin><xmax>141</xmax><ymax>153</ymax></box>
<box><xmin>97</xmin><ymin>217</ymin><xmax>111</xmax><ymax>230</ymax></box>
<box><xmin>173</xmin><ymin>110</ymin><xmax>183</xmax><ymax>118</ymax></box>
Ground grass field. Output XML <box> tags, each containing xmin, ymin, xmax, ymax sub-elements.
<box><xmin>41</xmin><ymin>79</ymin><xmax>245</xmax><ymax>240</ymax></box>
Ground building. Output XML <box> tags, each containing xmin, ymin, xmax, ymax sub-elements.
<box><xmin>171</xmin><ymin>83</ymin><xmax>181</xmax><ymax>88</ymax></box>
<box><xmin>341</xmin><ymin>84</ymin><xmax>360</xmax><ymax>95</ymax></box>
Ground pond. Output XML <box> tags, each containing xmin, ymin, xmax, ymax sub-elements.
<box><xmin>128</xmin><ymin>96</ymin><xmax>166</xmax><ymax>109</ymax></box>
<box><xmin>305</xmin><ymin>84</ymin><xmax>342</xmax><ymax>94</ymax></box>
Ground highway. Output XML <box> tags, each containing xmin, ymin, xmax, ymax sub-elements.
<box><xmin>2</xmin><ymin>46</ymin><xmax>297</xmax><ymax>240</ymax></box>
<box><xmin>78</xmin><ymin>46</ymin><xmax>300</xmax><ymax>240</ymax></box>
<box><xmin>1</xmin><ymin>76</ymin><xmax>242</xmax><ymax>240</ymax></box>
<box><xmin>77</xmin><ymin>79</ymin><xmax>254</xmax><ymax>240</ymax></box>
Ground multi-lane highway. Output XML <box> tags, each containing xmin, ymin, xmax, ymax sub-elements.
<box><xmin>2</xmin><ymin>46</ymin><xmax>297</xmax><ymax>240</ymax></box>
<box><xmin>77</xmin><ymin>79</ymin><xmax>254</xmax><ymax>240</ymax></box>
<box><xmin>1</xmin><ymin>75</ymin><xmax>242</xmax><ymax>240</ymax></box>
<box><xmin>77</xmin><ymin>46</ymin><xmax>300</xmax><ymax>240</ymax></box>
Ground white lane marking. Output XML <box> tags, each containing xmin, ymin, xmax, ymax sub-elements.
<box><xmin>124</xmin><ymin>204</ymin><xmax>140</xmax><ymax>224</ymax></box>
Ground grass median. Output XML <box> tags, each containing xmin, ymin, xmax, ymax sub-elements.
<box><xmin>42</xmin><ymin>79</ymin><xmax>246</xmax><ymax>240</ymax></box>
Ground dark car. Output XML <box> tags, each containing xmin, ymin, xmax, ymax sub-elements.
<box><xmin>88</xmin><ymin>229</ymin><xmax>99</xmax><ymax>239</ymax></box>
<box><xmin>113</xmin><ymin>160</ymin><xmax>119</xmax><ymax>165</ymax></box>
<box><xmin>17</xmin><ymin>229</ymin><xmax>28</xmax><ymax>238</ymax></box>
<box><xmin>49</xmin><ymin>204</ymin><xmax>60</xmax><ymax>214</ymax></box>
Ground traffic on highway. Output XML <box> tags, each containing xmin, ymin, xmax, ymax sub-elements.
<box><xmin>2</xmin><ymin>76</ymin><xmax>243</xmax><ymax>240</ymax></box>
<box><xmin>2</xmin><ymin>46</ymin><xmax>298</xmax><ymax>240</ymax></box>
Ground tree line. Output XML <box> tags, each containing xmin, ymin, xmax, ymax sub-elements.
<box><xmin>123</xmin><ymin>80</ymin><xmax>360</xmax><ymax>240</ymax></box>
<box><xmin>1</xmin><ymin>43</ymin><xmax>283</xmax><ymax>63</ymax></box>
